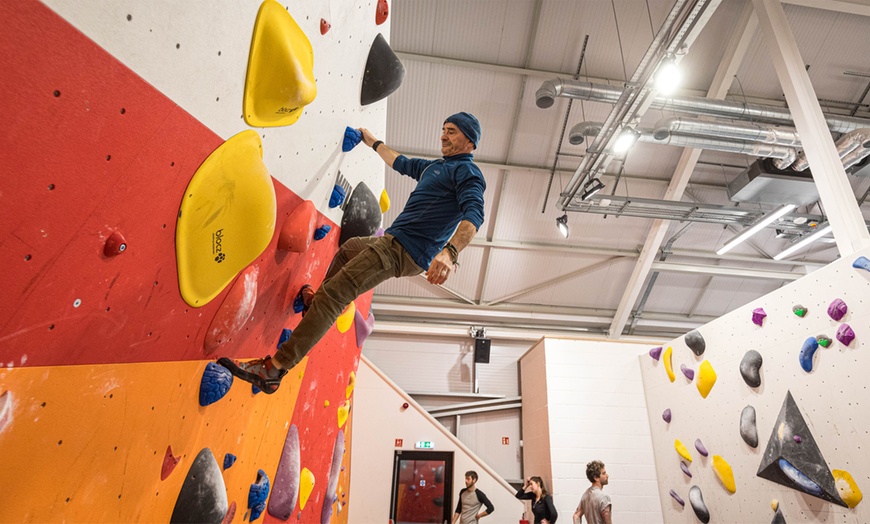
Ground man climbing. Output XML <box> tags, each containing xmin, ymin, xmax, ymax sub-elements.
<box><xmin>218</xmin><ymin>112</ymin><xmax>486</xmax><ymax>393</ymax></box>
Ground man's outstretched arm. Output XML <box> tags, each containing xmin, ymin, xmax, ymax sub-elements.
<box><xmin>427</xmin><ymin>220</ymin><xmax>477</xmax><ymax>285</ymax></box>
<box><xmin>359</xmin><ymin>128</ymin><xmax>399</xmax><ymax>168</ymax></box>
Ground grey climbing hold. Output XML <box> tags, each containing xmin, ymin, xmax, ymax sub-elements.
<box><xmin>689</xmin><ymin>485</ymin><xmax>710</xmax><ymax>524</ymax></box>
<box><xmin>740</xmin><ymin>405</ymin><xmax>758</xmax><ymax>448</ymax></box>
<box><xmin>827</xmin><ymin>298</ymin><xmax>848</xmax><ymax>321</ymax></box>
<box><xmin>792</xmin><ymin>305</ymin><xmax>807</xmax><ymax>317</ymax></box>
<box><xmin>799</xmin><ymin>337</ymin><xmax>819</xmax><ymax>373</ymax></box>
<box><xmin>816</xmin><ymin>335</ymin><xmax>832</xmax><ymax>348</ymax></box>
<box><xmin>170</xmin><ymin>448</ymin><xmax>228</xmax><ymax>524</ymax></box>
<box><xmin>685</xmin><ymin>330</ymin><xmax>706</xmax><ymax>356</ymax></box>
<box><xmin>740</xmin><ymin>350</ymin><xmax>763</xmax><ymax>388</ymax></box>
<box><xmin>836</xmin><ymin>324</ymin><xmax>855</xmax><ymax>346</ymax></box>
<box><xmin>772</xmin><ymin>507</ymin><xmax>787</xmax><ymax>524</ymax></box>
<box><xmin>321</xmin><ymin>430</ymin><xmax>346</xmax><ymax>524</ymax></box>
<box><xmin>339</xmin><ymin>182</ymin><xmax>382</xmax><ymax>246</ymax></box>
<box><xmin>361</xmin><ymin>33</ymin><xmax>405</xmax><ymax>105</ymax></box>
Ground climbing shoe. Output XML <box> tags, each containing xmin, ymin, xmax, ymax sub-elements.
<box><xmin>217</xmin><ymin>355</ymin><xmax>287</xmax><ymax>394</ymax></box>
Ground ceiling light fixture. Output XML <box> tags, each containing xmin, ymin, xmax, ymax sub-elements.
<box><xmin>581</xmin><ymin>178</ymin><xmax>605</xmax><ymax>201</ymax></box>
<box><xmin>613</xmin><ymin>127</ymin><xmax>640</xmax><ymax>154</ymax></box>
<box><xmin>556</xmin><ymin>213</ymin><xmax>569</xmax><ymax>238</ymax></box>
<box><xmin>716</xmin><ymin>204</ymin><xmax>796</xmax><ymax>255</ymax></box>
<box><xmin>773</xmin><ymin>224</ymin><xmax>833</xmax><ymax>260</ymax></box>
<box><xmin>655</xmin><ymin>57</ymin><xmax>681</xmax><ymax>95</ymax></box>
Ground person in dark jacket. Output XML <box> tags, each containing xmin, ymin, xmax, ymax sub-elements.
<box><xmin>452</xmin><ymin>470</ymin><xmax>494</xmax><ymax>524</ymax></box>
<box><xmin>516</xmin><ymin>476</ymin><xmax>558</xmax><ymax>524</ymax></box>
<box><xmin>219</xmin><ymin>113</ymin><xmax>486</xmax><ymax>393</ymax></box>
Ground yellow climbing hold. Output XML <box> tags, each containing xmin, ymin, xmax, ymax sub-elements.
<box><xmin>379</xmin><ymin>189</ymin><xmax>391</xmax><ymax>213</ymax></box>
<box><xmin>346</xmin><ymin>371</ymin><xmax>356</xmax><ymax>399</ymax></box>
<box><xmin>675</xmin><ymin>439</ymin><xmax>692</xmax><ymax>462</ymax></box>
<box><xmin>833</xmin><ymin>469</ymin><xmax>863</xmax><ymax>508</ymax></box>
<box><xmin>299</xmin><ymin>467</ymin><xmax>315</xmax><ymax>509</ymax></box>
<box><xmin>771</xmin><ymin>499</ymin><xmax>779</xmax><ymax>512</ymax></box>
<box><xmin>663</xmin><ymin>346</ymin><xmax>675</xmax><ymax>382</ymax></box>
<box><xmin>244</xmin><ymin>0</ymin><xmax>317</xmax><ymax>127</ymax></box>
<box><xmin>336</xmin><ymin>301</ymin><xmax>356</xmax><ymax>333</ymax></box>
<box><xmin>337</xmin><ymin>400</ymin><xmax>350</xmax><ymax>428</ymax></box>
<box><xmin>712</xmin><ymin>455</ymin><xmax>736</xmax><ymax>493</ymax></box>
<box><xmin>323</xmin><ymin>400</ymin><xmax>330</xmax><ymax>407</ymax></box>
<box><xmin>697</xmin><ymin>360</ymin><xmax>717</xmax><ymax>398</ymax></box>
<box><xmin>176</xmin><ymin>130</ymin><xmax>276</xmax><ymax>307</ymax></box>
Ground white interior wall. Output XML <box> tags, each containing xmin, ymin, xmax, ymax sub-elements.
<box><xmin>520</xmin><ymin>338</ymin><xmax>665</xmax><ymax>524</ymax></box>
<box><xmin>349</xmin><ymin>356</ymin><xmax>524</xmax><ymax>522</ymax></box>
<box><xmin>640</xmin><ymin>247</ymin><xmax>870</xmax><ymax>523</ymax></box>
<box><xmin>45</xmin><ymin>0</ymin><xmax>389</xmax><ymax>222</ymax></box>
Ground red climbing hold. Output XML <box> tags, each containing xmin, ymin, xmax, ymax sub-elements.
<box><xmin>320</xmin><ymin>18</ymin><xmax>331</xmax><ymax>35</ymax></box>
<box><xmin>203</xmin><ymin>266</ymin><xmax>259</xmax><ymax>355</ymax></box>
<box><xmin>278</xmin><ymin>200</ymin><xmax>317</xmax><ymax>253</ymax></box>
<box><xmin>103</xmin><ymin>230</ymin><xmax>127</xmax><ymax>257</ymax></box>
<box><xmin>161</xmin><ymin>445</ymin><xmax>180</xmax><ymax>480</ymax></box>
<box><xmin>376</xmin><ymin>0</ymin><xmax>389</xmax><ymax>25</ymax></box>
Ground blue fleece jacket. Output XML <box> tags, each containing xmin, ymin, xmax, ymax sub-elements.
<box><xmin>385</xmin><ymin>153</ymin><xmax>486</xmax><ymax>269</ymax></box>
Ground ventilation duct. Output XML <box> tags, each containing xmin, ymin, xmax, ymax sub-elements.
<box><xmin>727</xmin><ymin>160</ymin><xmax>818</xmax><ymax>206</ymax></box>
<box><xmin>790</xmin><ymin>128</ymin><xmax>870</xmax><ymax>171</ymax></box>
<box><xmin>536</xmin><ymin>78</ymin><xmax>870</xmax><ymax>134</ymax></box>
<box><xmin>653</xmin><ymin>117</ymin><xmax>800</xmax><ymax>147</ymax></box>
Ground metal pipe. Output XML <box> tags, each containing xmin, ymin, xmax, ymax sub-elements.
<box><xmin>653</xmin><ymin>116</ymin><xmax>800</xmax><ymax>146</ymax></box>
<box><xmin>537</xmin><ymin>79</ymin><xmax>870</xmax><ymax>134</ymax></box>
<box><xmin>639</xmin><ymin>128</ymin><xmax>797</xmax><ymax>165</ymax></box>
<box><xmin>791</xmin><ymin>128</ymin><xmax>870</xmax><ymax>171</ymax></box>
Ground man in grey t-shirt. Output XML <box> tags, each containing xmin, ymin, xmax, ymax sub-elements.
<box><xmin>452</xmin><ymin>470</ymin><xmax>494</xmax><ymax>524</ymax></box>
<box><xmin>573</xmin><ymin>460</ymin><xmax>612</xmax><ymax>524</ymax></box>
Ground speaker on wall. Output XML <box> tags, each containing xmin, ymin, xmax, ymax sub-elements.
<box><xmin>473</xmin><ymin>338</ymin><xmax>491</xmax><ymax>363</ymax></box>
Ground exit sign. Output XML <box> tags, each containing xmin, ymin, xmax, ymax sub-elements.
<box><xmin>502</xmin><ymin>437</ymin><xmax>510</xmax><ymax>445</ymax></box>
<box><xmin>395</xmin><ymin>439</ymin><xmax>403</xmax><ymax>447</ymax></box>
<box><xmin>415</xmin><ymin>441</ymin><xmax>435</xmax><ymax>449</ymax></box>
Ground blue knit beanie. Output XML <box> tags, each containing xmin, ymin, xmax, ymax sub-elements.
<box><xmin>444</xmin><ymin>112</ymin><xmax>481</xmax><ymax>149</ymax></box>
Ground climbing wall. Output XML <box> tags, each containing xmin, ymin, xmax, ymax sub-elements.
<box><xmin>0</xmin><ymin>0</ymin><xmax>397</xmax><ymax>521</ymax></box>
<box><xmin>640</xmin><ymin>249</ymin><xmax>870</xmax><ymax>523</ymax></box>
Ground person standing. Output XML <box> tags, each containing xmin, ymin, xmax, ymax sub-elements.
<box><xmin>516</xmin><ymin>476</ymin><xmax>558</xmax><ymax>524</ymax></box>
<box><xmin>218</xmin><ymin>113</ymin><xmax>486</xmax><ymax>393</ymax></box>
<box><xmin>451</xmin><ymin>470</ymin><xmax>494</xmax><ymax>524</ymax></box>
<box><xmin>573</xmin><ymin>460</ymin><xmax>612</xmax><ymax>524</ymax></box>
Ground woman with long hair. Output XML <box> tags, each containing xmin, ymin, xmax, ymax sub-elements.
<box><xmin>515</xmin><ymin>476</ymin><xmax>558</xmax><ymax>523</ymax></box>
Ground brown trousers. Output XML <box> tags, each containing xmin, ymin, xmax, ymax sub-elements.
<box><xmin>273</xmin><ymin>234</ymin><xmax>423</xmax><ymax>369</ymax></box>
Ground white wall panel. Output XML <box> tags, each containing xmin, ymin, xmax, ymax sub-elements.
<box><xmin>640</xmin><ymin>246</ymin><xmax>870</xmax><ymax>523</ymax></box>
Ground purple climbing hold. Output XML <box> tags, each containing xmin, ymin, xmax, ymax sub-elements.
<box><xmin>752</xmin><ymin>307</ymin><xmax>767</xmax><ymax>326</ymax></box>
<box><xmin>268</xmin><ymin>425</ymin><xmax>300</xmax><ymax>520</ymax></box>
<box><xmin>329</xmin><ymin>184</ymin><xmax>347</xmax><ymax>208</ymax></box>
<box><xmin>313</xmin><ymin>224</ymin><xmax>332</xmax><ymax>241</ymax></box>
<box><xmin>662</xmin><ymin>409</ymin><xmax>672</xmax><ymax>423</ymax></box>
<box><xmin>852</xmin><ymin>256</ymin><xmax>870</xmax><ymax>272</ymax></box>
<box><xmin>224</xmin><ymin>453</ymin><xmax>237</xmax><ymax>470</ymax></box>
<box><xmin>199</xmin><ymin>362</ymin><xmax>233</xmax><ymax>407</ymax></box>
<box><xmin>794</xmin><ymin>435</ymin><xmax>802</xmax><ymax>444</ymax></box>
<box><xmin>680</xmin><ymin>461</ymin><xmax>692</xmax><ymax>478</ymax></box>
<box><xmin>649</xmin><ymin>346</ymin><xmax>663</xmax><ymax>361</ymax></box>
<box><xmin>342</xmin><ymin>126</ymin><xmax>362</xmax><ymax>152</ymax></box>
<box><xmin>680</xmin><ymin>364</ymin><xmax>695</xmax><ymax>381</ymax></box>
<box><xmin>694</xmin><ymin>439</ymin><xmax>708</xmax><ymax>457</ymax></box>
<box><xmin>837</xmin><ymin>324</ymin><xmax>855</xmax><ymax>346</ymax></box>
<box><xmin>321</xmin><ymin>430</ymin><xmax>346</xmax><ymax>524</ymax></box>
<box><xmin>827</xmin><ymin>298</ymin><xmax>848</xmax><ymax>321</ymax></box>
<box><xmin>354</xmin><ymin>309</ymin><xmax>375</xmax><ymax>347</ymax></box>
<box><xmin>374</xmin><ymin>227</ymin><xmax>385</xmax><ymax>237</ymax></box>
<box><xmin>277</xmin><ymin>328</ymin><xmax>292</xmax><ymax>348</ymax></box>
<box><xmin>248</xmin><ymin>469</ymin><xmax>270</xmax><ymax>522</ymax></box>
<box><xmin>669</xmin><ymin>489</ymin><xmax>685</xmax><ymax>507</ymax></box>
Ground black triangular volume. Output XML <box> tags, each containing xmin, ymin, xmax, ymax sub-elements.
<box><xmin>339</xmin><ymin>182</ymin><xmax>382</xmax><ymax>246</ymax></box>
<box><xmin>361</xmin><ymin>33</ymin><xmax>405</xmax><ymax>106</ymax></box>
<box><xmin>756</xmin><ymin>391</ymin><xmax>846</xmax><ymax>507</ymax></box>
<box><xmin>170</xmin><ymin>448</ymin><xmax>228</xmax><ymax>523</ymax></box>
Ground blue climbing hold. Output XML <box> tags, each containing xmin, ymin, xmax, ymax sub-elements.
<box><xmin>852</xmin><ymin>256</ymin><xmax>870</xmax><ymax>272</ymax></box>
<box><xmin>199</xmin><ymin>362</ymin><xmax>233</xmax><ymax>406</ymax></box>
<box><xmin>313</xmin><ymin>224</ymin><xmax>331</xmax><ymax>240</ymax></box>
<box><xmin>224</xmin><ymin>453</ymin><xmax>237</xmax><ymax>470</ymax></box>
<box><xmin>278</xmin><ymin>328</ymin><xmax>293</xmax><ymax>348</ymax></box>
<box><xmin>342</xmin><ymin>126</ymin><xmax>362</xmax><ymax>152</ymax></box>
<box><xmin>252</xmin><ymin>384</ymin><xmax>261</xmax><ymax>395</ymax></box>
<box><xmin>329</xmin><ymin>184</ymin><xmax>347</xmax><ymax>208</ymax></box>
<box><xmin>799</xmin><ymin>336</ymin><xmax>819</xmax><ymax>373</ymax></box>
<box><xmin>248</xmin><ymin>469</ymin><xmax>271</xmax><ymax>521</ymax></box>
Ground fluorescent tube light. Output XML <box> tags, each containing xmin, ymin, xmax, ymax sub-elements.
<box><xmin>773</xmin><ymin>224</ymin><xmax>833</xmax><ymax>260</ymax></box>
<box><xmin>716</xmin><ymin>204</ymin><xmax>796</xmax><ymax>255</ymax></box>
